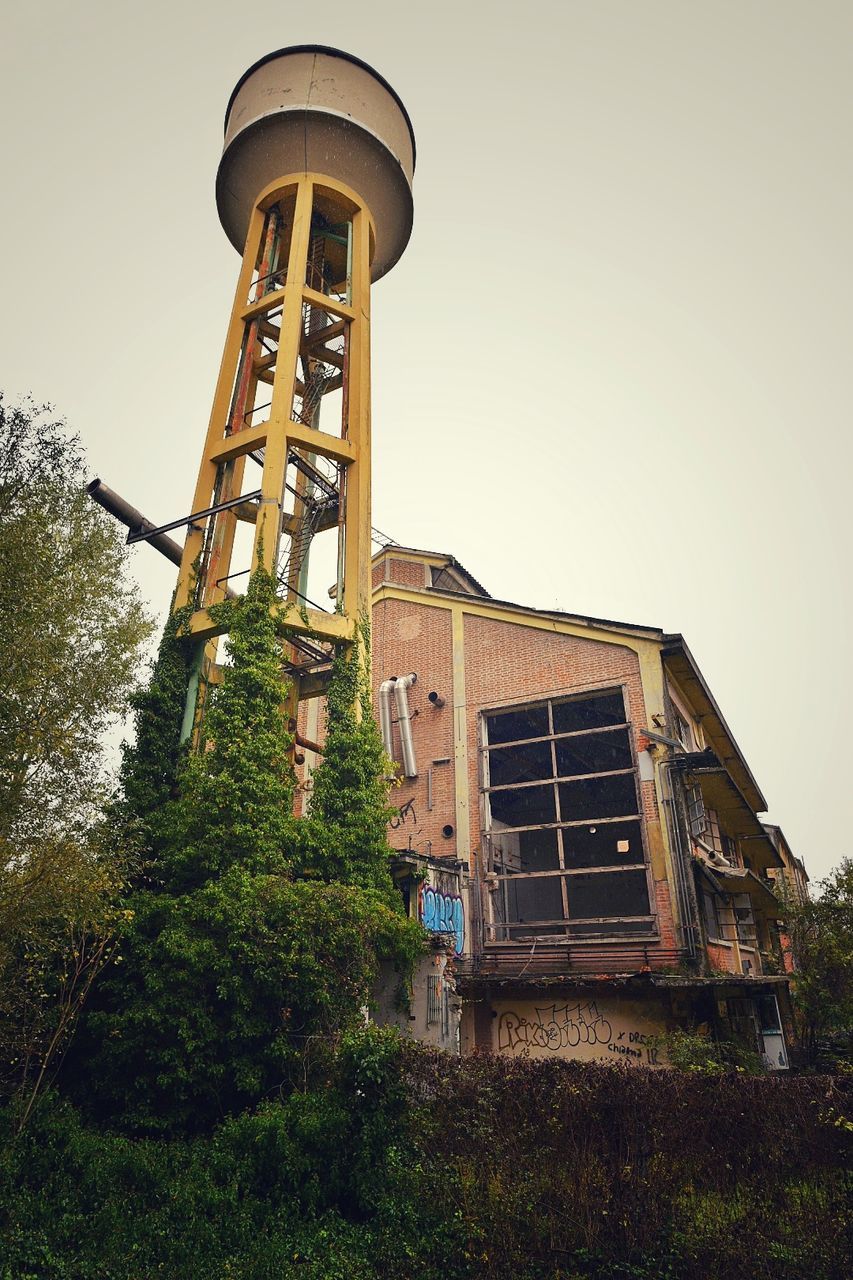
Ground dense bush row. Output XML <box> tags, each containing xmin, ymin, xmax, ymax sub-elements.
<box><xmin>2</xmin><ymin>1035</ymin><xmax>850</xmax><ymax>1280</ymax></box>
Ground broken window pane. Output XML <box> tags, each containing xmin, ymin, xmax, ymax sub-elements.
<box><xmin>559</xmin><ymin>773</ymin><xmax>638</xmax><ymax>821</ymax></box>
<box><xmin>486</xmin><ymin>704</ymin><xmax>549</xmax><ymax>744</ymax></box>
<box><xmin>552</xmin><ymin>689</ymin><xmax>625</xmax><ymax>735</ymax></box>
<box><xmin>503</xmin><ymin>873</ymin><xmax>565</xmax><ymax>928</ymax></box>
<box><xmin>567</xmin><ymin>870</ymin><xmax>650</xmax><ymax>919</ymax></box>
<box><xmin>555</xmin><ymin>728</ymin><xmax>633</xmax><ymax>777</ymax></box>
<box><xmin>487</xmin><ymin>740</ymin><xmax>552</xmax><ymax>787</ymax></box>
<box><xmin>490</xmin><ymin>784</ymin><xmax>556</xmax><ymax>828</ymax></box>
<box><xmin>491</xmin><ymin>829</ymin><xmax>560</xmax><ymax>874</ymax></box>
<box><xmin>562</xmin><ymin>819</ymin><xmax>644</xmax><ymax>869</ymax></box>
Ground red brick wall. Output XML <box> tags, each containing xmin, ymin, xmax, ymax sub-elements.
<box><xmin>369</xmin><ymin>597</ymin><xmax>680</xmax><ymax>961</ymax></box>
<box><xmin>706</xmin><ymin>942</ymin><xmax>739</xmax><ymax>973</ymax></box>
<box><xmin>372</xmin><ymin>597</ymin><xmax>456</xmax><ymax>857</ymax></box>
<box><xmin>385</xmin><ymin>557</ymin><xmax>428</xmax><ymax>589</ymax></box>
<box><xmin>462</xmin><ymin>614</ymin><xmax>654</xmax><ymax>845</ymax></box>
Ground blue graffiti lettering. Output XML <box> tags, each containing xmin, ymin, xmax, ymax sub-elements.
<box><xmin>420</xmin><ymin>886</ymin><xmax>465</xmax><ymax>956</ymax></box>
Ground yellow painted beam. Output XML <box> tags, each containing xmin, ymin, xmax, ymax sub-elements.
<box><xmin>186</xmin><ymin>601</ymin><xmax>355</xmax><ymax>643</ymax></box>
<box><xmin>240</xmin><ymin>287</ymin><xmax>287</xmax><ymax>323</ymax></box>
<box><xmin>301</xmin><ymin>285</ymin><xmax>355</xmax><ymax>321</ymax></box>
<box><xmin>285</xmin><ymin>420</ymin><xmax>355</xmax><ymax>465</ymax></box>
<box><xmin>174</xmin><ymin>203</ymin><xmax>266</xmax><ymax>610</ymax></box>
<box><xmin>208</xmin><ymin>421</ymin><xmax>271</xmax><ymax>465</ymax></box>
<box><xmin>451</xmin><ymin>604</ymin><xmax>471</xmax><ymax>863</ymax></box>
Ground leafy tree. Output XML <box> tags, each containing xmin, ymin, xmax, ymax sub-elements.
<box><xmin>782</xmin><ymin>858</ymin><xmax>853</xmax><ymax>1067</ymax></box>
<box><xmin>0</xmin><ymin>394</ymin><xmax>152</xmax><ymax>1114</ymax></box>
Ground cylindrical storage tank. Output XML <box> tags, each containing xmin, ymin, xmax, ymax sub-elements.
<box><xmin>217</xmin><ymin>45</ymin><xmax>415</xmax><ymax>280</ymax></box>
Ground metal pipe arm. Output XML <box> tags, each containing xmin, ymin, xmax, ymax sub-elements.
<box><xmin>86</xmin><ymin>478</ymin><xmax>184</xmax><ymax>568</ymax></box>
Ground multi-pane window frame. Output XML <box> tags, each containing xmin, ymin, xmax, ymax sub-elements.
<box><xmin>479</xmin><ymin>685</ymin><xmax>657</xmax><ymax>944</ymax></box>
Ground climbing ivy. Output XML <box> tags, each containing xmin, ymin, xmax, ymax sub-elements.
<box><xmin>69</xmin><ymin>571</ymin><xmax>422</xmax><ymax>1133</ymax></box>
<box><xmin>158</xmin><ymin>566</ymin><xmax>296</xmax><ymax>892</ymax></box>
<box><xmin>295</xmin><ymin>619</ymin><xmax>399</xmax><ymax>897</ymax></box>
<box><xmin>111</xmin><ymin>602</ymin><xmax>192</xmax><ymax>878</ymax></box>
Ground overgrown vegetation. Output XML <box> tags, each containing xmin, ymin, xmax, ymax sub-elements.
<box><xmin>781</xmin><ymin>859</ymin><xmax>853</xmax><ymax>1068</ymax></box>
<box><xmin>655</xmin><ymin>1027</ymin><xmax>765</xmax><ymax>1075</ymax></box>
<box><xmin>64</xmin><ymin>566</ymin><xmax>422</xmax><ymax>1133</ymax></box>
<box><xmin>0</xmin><ymin>396</ymin><xmax>152</xmax><ymax>1119</ymax></box>
<box><xmin>1</xmin><ymin>1042</ymin><xmax>850</xmax><ymax>1279</ymax></box>
<box><xmin>294</xmin><ymin>620</ymin><xmax>400</xmax><ymax>895</ymax></box>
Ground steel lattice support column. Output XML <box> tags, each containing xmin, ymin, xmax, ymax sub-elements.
<box><xmin>172</xmin><ymin>47</ymin><xmax>415</xmax><ymax>738</ymax></box>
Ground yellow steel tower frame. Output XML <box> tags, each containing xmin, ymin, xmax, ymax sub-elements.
<box><xmin>173</xmin><ymin>173</ymin><xmax>375</xmax><ymax>726</ymax></box>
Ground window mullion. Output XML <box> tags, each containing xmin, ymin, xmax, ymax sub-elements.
<box><xmin>548</xmin><ymin>699</ymin><xmax>570</xmax><ymax>927</ymax></box>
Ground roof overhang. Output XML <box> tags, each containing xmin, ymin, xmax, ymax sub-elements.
<box><xmin>676</xmin><ymin>751</ymin><xmax>783</xmax><ymax>872</ymax></box>
<box><xmin>697</xmin><ymin>862</ymin><xmax>782</xmax><ymax>916</ymax></box>
<box><xmin>662</xmin><ymin>638</ymin><xmax>766</xmax><ymax>812</ymax></box>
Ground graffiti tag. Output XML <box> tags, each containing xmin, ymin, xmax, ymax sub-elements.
<box><xmin>420</xmin><ymin>886</ymin><xmax>465</xmax><ymax>956</ymax></box>
<box><xmin>498</xmin><ymin>1002</ymin><xmax>662</xmax><ymax>1064</ymax></box>
<box><xmin>389</xmin><ymin>798</ymin><xmax>417</xmax><ymax>830</ymax></box>
<box><xmin>497</xmin><ymin>1001</ymin><xmax>613</xmax><ymax>1053</ymax></box>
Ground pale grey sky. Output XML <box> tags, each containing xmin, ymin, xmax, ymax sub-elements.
<box><xmin>1</xmin><ymin>2</ymin><xmax>850</xmax><ymax>880</ymax></box>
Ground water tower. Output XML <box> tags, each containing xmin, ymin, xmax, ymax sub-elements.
<box><xmin>172</xmin><ymin>46</ymin><xmax>415</xmax><ymax>733</ymax></box>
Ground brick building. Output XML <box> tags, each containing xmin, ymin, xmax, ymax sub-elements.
<box><xmin>353</xmin><ymin>545</ymin><xmax>798</xmax><ymax>1069</ymax></box>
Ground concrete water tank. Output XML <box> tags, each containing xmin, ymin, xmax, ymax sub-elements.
<box><xmin>216</xmin><ymin>45</ymin><xmax>415</xmax><ymax>279</ymax></box>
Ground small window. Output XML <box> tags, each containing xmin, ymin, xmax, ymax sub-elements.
<box><xmin>490</xmin><ymin>828</ymin><xmax>560</xmax><ymax>874</ymax></box>
<box><xmin>672</xmin><ymin>708</ymin><xmax>694</xmax><ymax>751</ymax></box>
<box><xmin>702</xmin><ymin>891</ymin><xmax>722</xmax><ymax>940</ymax></box>
<box><xmin>686</xmin><ymin>784</ymin><xmax>708</xmax><ymax>839</ymax></box>
<box><xmin>562</xmin><ymin>819</ymin><xmax>644</xmax><ymax>869</ymax></box>
<box><xmin>559</xmin><ymin>773</ymin><xmax>639</xmax><ymax>822</ymax></box>
<box><xmin>490</xmin><ymin>783</ymin><xmax>557</xmax><ymax>828</ymax></box>
<box><xmin>568</xmin><ymin>870</ymin><xmax>650</xmax><ymax>919</ymax></box>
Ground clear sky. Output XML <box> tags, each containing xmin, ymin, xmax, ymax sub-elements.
<box><xmin>2</xmin><ymin>1</ymin><xmax>850</xmax><ymax>880</ymax></box>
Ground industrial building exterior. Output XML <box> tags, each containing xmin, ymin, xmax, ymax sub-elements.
<box><xmin>92</xmin><ymin>46</ymin><xmax>803</xmax><ymax>1073</ymax></box>
<box><xmin>355</xmin><ymin>545</ymin><xmax>798</xmax><ymax>1069</ymax></box>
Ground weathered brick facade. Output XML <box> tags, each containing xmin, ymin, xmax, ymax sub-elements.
<box><xmin>297</xmin><ymin>547</ymin><xmax>798</xmax><ymax>1066</ymax></box>
<box><xmin>363</xmin><ymin>548</ymin><xmax>798</xmax><ymax>1067</ymax></box>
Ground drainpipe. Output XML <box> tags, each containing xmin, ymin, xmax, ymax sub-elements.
<box><xmin>394</xmin><ymin>673</ymin><xmax>418</xmax><ymax>778</ymax></box>
<box><xmin>379</xmin><ymin>678</ymin><xmax>396</xmax><ymax>761</ymax></box>
<box><xmin>660</xmin><ymin>758</ymin><xmax>701</xmax><ymax>960</ymax></box>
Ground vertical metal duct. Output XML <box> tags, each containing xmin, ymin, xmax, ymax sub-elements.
<box><xmin>379</xmin><ymin>678</ymin><xmax>396</xmax><ymax>761</ymax></box>
<box><xmin>394</xmin><ymin>673</ymin><xmax>418</xmax><ymax>778</ymax></box>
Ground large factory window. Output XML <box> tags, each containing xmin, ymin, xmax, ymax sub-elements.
<box><xmin>482</xmin><ymin>689</ymin><xmax>653</xmax><ymax>941</ymax></box>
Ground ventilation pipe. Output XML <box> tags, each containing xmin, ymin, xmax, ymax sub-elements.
<box><xmin>394</xmin><ymin>673</ymin><xmax>418</xmax><ymax>777</ymax></box>
<box><xmin>379</xmin><ymin>678</ymin><xmax>396</xmax><ymax>761</ymax></box>
<box><xmin>428</xmin><ymin>690</ymin><xmax>445</xmax><ymax>708</ymax></box>
<box><xmin>87</xmin><ymin>478</ymin><xmax>183</xmax><ymax>567</ymax></box>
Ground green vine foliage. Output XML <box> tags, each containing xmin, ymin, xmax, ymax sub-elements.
<box><xmin>295</xmin><ymin>620</ymin><xmax>399</xmax><ymax>899</ymax></box>
<box><xmin>70</xmin><ymin>570</ymin><xmax>422</xmax><ymax>1133</ymax></box>
<box><xmin>110</xmin><ymin>602</ymin><xmax>192</xmax><ymax>879</ymax></box>
<box><xmin>159</xmin><ymin>566</ymin><xmax>296</xmax><ymax>893</ymax></box>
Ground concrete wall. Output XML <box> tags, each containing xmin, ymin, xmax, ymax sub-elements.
<box><xmin>373</xmin><ymin>942</ymin><xmax>460</xmax><ymax>1053</ymax></box>
<box><xmin>462</xmin><ymin>990</ymin><xmax>669</xmax><ymax>1067</ymax></box>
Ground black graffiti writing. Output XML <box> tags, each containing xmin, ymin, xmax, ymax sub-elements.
<box><xmin>497</xmin><ymin>1001</ymin><xmax>613</xmax><ymax>1053</ymax></box>
<box><xmin>389</xmin><ymin>798</ymin><xmax>417</xmax><ymax>830</ymax></box>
